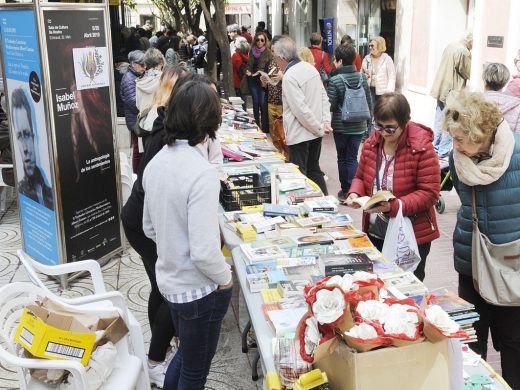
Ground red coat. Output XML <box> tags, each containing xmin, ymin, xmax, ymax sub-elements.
<box><xmin>354</xmin><ymin>52</ymin><xmax>362</xmax><ymax>72</ymax></box>
<box><xmin>232</xmin><ymin>52</ymin><xmax>248</xmax><ymax>89</ymax></box>
<box><xmin>349</xmin><ymin>122</ymin><xmax>441</xmax><ymax>245</ymax></box>
<box><xmin>309</xmin><ymin>46</ymin><xmax>333</xmax><ymax>75</ymax></box>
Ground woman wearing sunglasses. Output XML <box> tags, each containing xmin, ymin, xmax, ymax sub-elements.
<box><xmin>246</xmin><ymin>31</ymin><xmax>272</xmax><ymax>133</ymax></box>
<box><xmin>345</xmin><ymin>93</ymin><xmax>440</xmax><ymax>281</ymax></box>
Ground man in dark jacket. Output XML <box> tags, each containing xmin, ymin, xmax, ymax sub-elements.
<box><xmin>120</xmin><ymin>50</ymin><xmax>144</xmax><ymax>172</ymax></box>
<box><xmin>327</xmin><ymin>45</ymin><xmax>372</xmax><ymax>200</ymax></box>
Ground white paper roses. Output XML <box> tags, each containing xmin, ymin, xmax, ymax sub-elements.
<box><xmin>312</xmin><ymin>288</ymin><xmax>345</xmax><ymax>324</ymax></box>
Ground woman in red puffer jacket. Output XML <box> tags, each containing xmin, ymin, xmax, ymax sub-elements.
<box><xmin>345</xmin><ymin>93</ymin><xmax>440</xmax><ymax>281</ymax></box>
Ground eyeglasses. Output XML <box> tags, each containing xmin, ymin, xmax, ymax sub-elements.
<box><xmin>369</xmin><ymin>44</ymin><xmax>374</xmax><ymax>48</ymax></box>
<box><xmin>256</xmin><ymin>38</ymin><xmax>265</xmax><ymax>43</ymax></box>
<box><xmin>446</xmin><ymin>109</ymin><xmax>466</xmax><ymax>121</ymax></box>
<box><xmin>373</xmin><ymin>122</ymin><xmax>399</xmax><ymax>134</ymax></box>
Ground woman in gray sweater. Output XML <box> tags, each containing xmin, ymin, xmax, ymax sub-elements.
<box><xmin>142</xmin><ymin>80</ymin><xmax>232</xmax><ymax>390</ymax></box>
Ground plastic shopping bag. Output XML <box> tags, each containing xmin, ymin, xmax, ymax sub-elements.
<box><xmin>382</xmin><ymin>200</ymin><xmax>421</xmax><ymax>271</ymax></box>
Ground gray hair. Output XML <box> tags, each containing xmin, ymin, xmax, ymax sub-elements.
<box><xmin>227</xmin><ymin>24</ymin><xmax>240</xmax><ymax>33</ymax></box>
<box><xmin>235</xmin><ymin>37</ymin><xmax>250</xmax><ymax>53</ymax></box>
<box><xmin>143</xmin><ymin>48</ymin><xmax>164</xmax><ymax>70</ymax></box>
<box><xmin>464</xmin><ymin>31</ymin><xmax>473</xmax><ymax>42</ymax></box>
<box><xmin>128</xmin><ymin>50</ymin><xmax>145</xmax><ymax>65</ymax></box>
<box><xmin>272</xmin><ymin>36</ymin><xmax>298</xmax><ymax>62</ymax></box>
<box><xmin>482</xmin><ymin>62</ymin><xmax>510</xmax><ymax>91</ymax></box>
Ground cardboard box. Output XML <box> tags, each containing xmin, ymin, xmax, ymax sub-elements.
<box><xmin>15</xmin><ymin>297</ymin><xmax>128</xmax><ymax>366</ymax></box>
<box><xmin>15</xmin><ymin>306</ymin><xmax>96</xmax><ymax>366</ymax></box>
<box><xmin>313</xmin><ymin>338</ymin><xmax>451</xmax><ymax>390</ymax></box>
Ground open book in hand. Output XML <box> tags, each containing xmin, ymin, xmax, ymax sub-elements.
<box><xmin>257</xmin><ymin>70</ymin><xmax>280</xmax><ymax>86</ymax></box>
<box><xmin>350</xmin><ymin>190</ymin><xmax>396</xmax><ymax>210</ymax></box>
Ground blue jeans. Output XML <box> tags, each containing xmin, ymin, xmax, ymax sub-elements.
<box><xmin>164</xmin><ymin>287</ymin><xmax>233</xmax><ymax>390</ymax></box>
<box><xmin>433</xmin><ymin>100</ymin><xmax>452</xmax><ymax>158</ymax></box>
<box><xmin>333</xmin><ymin>132</ymin><xmax>363</xmax><ymax>193</ymax></box>
<box><xmin>248</xmin><ymin>76</ymin><xmax>268</xmax><ymax>133</ymax></box>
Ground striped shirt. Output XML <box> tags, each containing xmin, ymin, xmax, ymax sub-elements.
<box><xmin>164</xmin><ymin>283</ymin><xmax>218</xmax><ymax>304</ymax></box>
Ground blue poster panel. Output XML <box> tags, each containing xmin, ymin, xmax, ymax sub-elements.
<box><xmin>320</xmin><ymin>18</ymin><xmax>335</xmax><ymax>55</ymax></box>
<box><xmin>0</xmin><ymin>9</ymin><xmax>59</xmax><ymax>265</ymax></box>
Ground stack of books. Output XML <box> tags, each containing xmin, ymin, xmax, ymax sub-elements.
<box><xmin>320</xmin><ymin>253</ymin><xmax>374</xmax><ymax>276</ymax></box>
<box><xmin>422</xmin><ymin>288</ymin><xmax>480</xmax><ymax>344</ymax></box>
<box><xmin>236</xmin><ymin>222</ymin><xmax>257</xmax><ymax>242</ymax></box>
<box><xmin>303</xmin><ymin>198</ymin><xmax>338</xmax><ymax>214</ymax></box>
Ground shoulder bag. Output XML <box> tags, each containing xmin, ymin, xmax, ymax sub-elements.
<box><xmin>319</xmin><ymin>51</ymin><xmax>329</xmax><ymax>83</ymax></box>
<box><xmin>471</xmin><ymin>187</ymin><xmax>520</xmax><ymax>306</ymax></box>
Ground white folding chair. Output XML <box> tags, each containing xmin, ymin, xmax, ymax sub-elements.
<box><xmin>0</xmin><ymin>281</ymin><xmax>150</xmax><ymax>390</ymax></box>
<box><xmin>16</xmin><ymin>250</ymin><xmax>148</xmax><ymax>385</ymax></box>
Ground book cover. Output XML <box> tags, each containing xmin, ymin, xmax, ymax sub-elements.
<box><xmin>247</xmin><ymin>270</ymin><xmax>287</xmax><ymax>293</ymax></box>
<box><xmin>267</xmin><ymin>307</ymin><xmax>308</xmax><ymax>337</ymax></box>
<box><xmin>241</xmin><ymin>244</ymin><xmax>286</xmax><ymax>263</ymax></box>
<box><xmin>322</xmin><ymin>214</ymin><xmax>354</xmax><ymax>228</ymax></box>
<box><xmin>261</xmin><ymin>288</ymin><xmax>283</xmax><ymax>303</ymax></box>
<box><xmin>381</xmin><ymin>272</ymin><xmax>427</xmax><ymax>296</ymax></box>
<box><xmin>283</xmin><ymin>264</ymin><xmax>324</xmax><ymax>280</ymax></box>
<box><xmin>262</xmin><ymin>303</ymin><xmax>282</xmax><ymax>321</ymax></box>
<box><xmin>327</xmin><ymin>229</ymin><xmax>365</xmax><ymax>240</ymax></box>
<box><xmin>294</xmin><ymin>233</ymin><xmax>334</xmax><ymax>247</ymax></box>
<box><xmin>263</xmin><ymin>203</ymin><xmax>300</xmax><ymax>217</ymax></box>
<box><xmin>277</xmin><ymin>280</ymin><xmax>303</xmax><ymax>298</ymax></box>
<box><xmin>289</xmin><ymin>244</ymin><xmax>333</xmax><ymax>258</ymax></box>
<box><xmin>295</xmin><ymin>215</ymin><xmax>331</xmax><ymax>228</ymax></box>
<box><xmin>321</xmin><ymin>253</ymin><xmax>374</xmax><ymax>276</ymax></box>
<box><xmin>347</xmin><ymin>235</ymin><xmax>373</xmax><ymax>249</ymax></box>
<box><xmin>245</xmin><ymin>257</ymin><xmax>318</xmax><ymax>274</ymax></box>
<box><xmin>250</xmin><ymin>236</ymin><xmax>298</xmax><ymax>250</ymax></box>
<box><xmin>427</xmin><ymin>288</ymin><xmax>476</xmax><ymax>314</ymax></box>
<box><xmin>303</xmin><ymin>199</ymin><xmax>338</xmax><ymax>213</ymax></box>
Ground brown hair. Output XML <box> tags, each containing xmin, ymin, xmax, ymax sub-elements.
<box><xmin>310</xmin><ymin>32</ymin><xmax>322</xmax><ymax>46</ymax></box>
<box><xmin>373</xmin><ymin>93</ymin><xmax>411</xmax><ymax>130</ymax></box>
<box><xmin>253</xmin><ymin>31</ymin><xmax>269</xmax><ymax>48</ymax></box>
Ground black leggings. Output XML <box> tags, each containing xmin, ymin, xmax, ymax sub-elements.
<box><xmin>368</xmin><ymin>234</ymin><xmax>431</xmax><ymax>282</ymax></box>
<box><xmin>123</xmin><ymin>223</ymin><xmax>176</xmax><ymax>361</ymax></box>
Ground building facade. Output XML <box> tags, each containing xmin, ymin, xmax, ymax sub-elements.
<box><xmin>252</xmin><ymin>0</ymin><xmax>520</xmax><ymax>129</ymax></box>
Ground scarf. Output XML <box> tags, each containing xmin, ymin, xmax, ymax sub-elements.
<box><xmin>252</xmin><ymin>45</ymin><xmax>266</xmax><ymax>59</ymax></box>
<box><xmin>453</xmin><ymin>120</ymin><xmax>515</xmax><ymax>186</ymax></box>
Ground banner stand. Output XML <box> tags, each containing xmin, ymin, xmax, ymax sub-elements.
<box><xmin>0</xmin><ymin>0</ymin><xmax>124</xmax><ymax>288</ymax></box>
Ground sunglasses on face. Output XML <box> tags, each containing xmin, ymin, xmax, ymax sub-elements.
<box><xmin>256</xmin><ymin>38</ymin><xmax>265</xmax><ymax>42</ymax></box>
<box><xmin>373</xmin><ymin>122</ymin><xmax>399</xmax><ymax>134</ymax></box>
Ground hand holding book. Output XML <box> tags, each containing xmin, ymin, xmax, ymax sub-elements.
<box><xmin>344</xmin><ymin>190</ymin><xmax>396</xmax><ymax>213</ymax></box>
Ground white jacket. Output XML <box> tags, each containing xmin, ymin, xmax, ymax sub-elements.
<box><xmin>282</xmin><ymin>61</ymin><xmax>331</xmax><ymax>146</ymax></box>
<box><xmin>362</xmin><ymin>53</ymin><xmax>396</xmax><ymax>95</ymax></box>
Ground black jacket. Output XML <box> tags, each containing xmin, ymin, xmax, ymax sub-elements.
<box><xmin>121</xmin><ymin>106</ymin><xmax>166</xmax><ymax>230</ymax></box>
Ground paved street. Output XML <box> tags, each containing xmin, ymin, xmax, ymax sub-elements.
<box><xmin>0</xmin><ymin>131</ymin><xmax>501</xmax><ymax>389</ymax></box>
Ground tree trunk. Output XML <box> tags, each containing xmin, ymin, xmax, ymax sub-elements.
<box><xmin>206</xmin><ymin>28</ymin><xmax>217</xmax><ymax>84</ymax></box>
<box><xmin>200</xmin><ymin>0</ymin><xmax>234</xmax><ymax>98</ymax></box>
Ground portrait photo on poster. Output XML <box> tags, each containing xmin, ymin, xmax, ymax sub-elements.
<box><xmin>9</xmin><ymin>83</ymin><xmax>54</xmax><ymax>211</ymax></box>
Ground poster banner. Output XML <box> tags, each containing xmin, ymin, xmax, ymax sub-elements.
<box><xmin>0</xmin><ymin>9</ymin><xmax>59</xmax><ymax>265</ymax></box>
<box><xmin>43</xmin><ymin>9</ymin><xmax>121</xmax><ymax>262</ymax></box>
<box><xmin>319</xmin><ymin>18</ymin><xmax>334</xmax><ymax>55</ymax></box>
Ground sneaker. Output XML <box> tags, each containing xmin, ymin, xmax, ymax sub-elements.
<box><xmin>164</xmin><ymin>344</ymin><xmax>178</xmax><ymax>367</ymax></box>
<box><xmin>337</xmin><ymin>190</ymin><xmax>346</xmax><ymax>202</ymax></box>
<box><xmin>148</xmin><ymin>361</ymin><xmax>166</xmax><ymax>388</ymax></box>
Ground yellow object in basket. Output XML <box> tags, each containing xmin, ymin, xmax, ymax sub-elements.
<box><xmin>293</xmin><ymin>369</ymin><xmax>330</xmax><ymax>390</ymax></box>
<box><xmin>265</xmin><ymin>371</ymin><xmax>282</xmax><ymax>389</ymax></box>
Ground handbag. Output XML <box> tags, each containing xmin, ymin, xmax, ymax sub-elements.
<box><xmin>273</xmin><ymin>116</ymin><xmax>288</xmax><ymax>156</ymax></box>
<box><xmin>319</xmin><ymin>51</ymin><xmax>329</xmax><ymax>83</ymax></box>
<box><xmin>134</xmin><ymin>106</ymin><xmax>157</xmax><ymax>138</ymax></box>
<box><xmin>471</xmin><ymin>188</ymin><xmax>520</xmax><ymax>306</ymax></box>
<box><xmin>367</xmin><ymin>146</ymin><xmax>389</xmax><ymax>239</ymax></box>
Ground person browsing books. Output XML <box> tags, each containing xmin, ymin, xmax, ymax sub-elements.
<box><xmin>345</xmin><ymin>93</ymin><xmax>440</xmax><ymax>281</ymax></box>
<box><xmin>445</xmin><ymin>90</ymin><xmax>520</xmax><ymax>389</ymax></box>
<box><xmin>143</xmin><ymin>80</ymin><xmax>231</xmax><ymax>390</ymax></box>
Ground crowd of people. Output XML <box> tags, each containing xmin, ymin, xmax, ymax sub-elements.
<box><xmin>115</xmin><ymin>19</ymin><xmax>520</xmax><ymax>389</ymax></box>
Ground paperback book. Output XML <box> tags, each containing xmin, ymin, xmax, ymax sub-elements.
<box><xmin>321</xmin><ymin>253</ymin><xmax>374</xmax><ymax>276</ymax></box>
